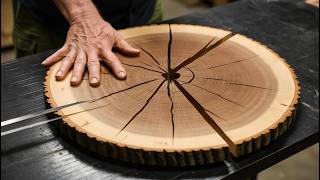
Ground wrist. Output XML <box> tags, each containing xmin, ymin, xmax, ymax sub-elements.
<box><xmin>69</xmin><ymin>11</ymin><xmax>102</xmax><ymax>25</ymax></box>
<box><xmin>54</xmin><ymin>0</ymin><xmax>102</xmax><ymax>24</ymax></box>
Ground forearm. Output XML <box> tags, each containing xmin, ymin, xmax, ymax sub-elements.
<box><xmin>54</xmin><ymin>0</ymin><xmax>101</xmax><ymax>24</ymax></box>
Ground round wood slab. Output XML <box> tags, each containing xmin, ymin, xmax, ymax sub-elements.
<box><xmin>45</xmin><ymin>24</ymin><xmax>300</xmax><ymax>166</ymax></box>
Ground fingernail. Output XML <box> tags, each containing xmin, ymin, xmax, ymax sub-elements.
<box><xmin>91</xmin><ymin>77</ymin><xmax>98</xmax><ymax>84</ymax></box>
<box><xmin>71</xmin><ymin>76</ymin><xmax>77</xmax><ymax>82</ymax></box>
<box><xmin>41</xmin><ymin>61</ymin><xmax>46</xmax><ymax>65</ymax></box>
<box><xmin>134</xmin><ymin>49</ymin><xmax>140</xmax><ymax>54</ymax></box>
<box><xmin>56</xmin><ymin>70</ymin><xmax>63</xmax><ymax>77</ymax></box>
<box><xmin>118</xmin><ymin>71</ymin><xmax>126</xmax><ymax>79</ymax></box>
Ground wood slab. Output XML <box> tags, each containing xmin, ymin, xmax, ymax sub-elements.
<box><xmin>44</xmin><ymin>24</ymin><xmax>300</xmax><ymax>166</ymax></box>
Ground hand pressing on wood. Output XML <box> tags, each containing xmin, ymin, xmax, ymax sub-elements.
<box><xmin>41</xmin><ymin>0</ymin><xmax>140</xmax><ymax>86</ymax></box>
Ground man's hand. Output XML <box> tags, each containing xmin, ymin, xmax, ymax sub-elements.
<box><xmin>41</xmin><ymin>0</ymin><xmax>140</xmax><ymax>86</ymax></box>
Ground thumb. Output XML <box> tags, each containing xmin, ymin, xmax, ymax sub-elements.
<box><xmin>115</xmin><ymin>35</ymin><xmax>140</xmax><ymax>57</ymax></box>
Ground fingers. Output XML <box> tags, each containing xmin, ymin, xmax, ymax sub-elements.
<box><xmin>70</xmin><ymin>49</ymin><xmax>86</xmax><ymax>86</ymax></box>
<box><xmin>42</xmin><ymin>46</ymin><xmax>68</xmax><ymax>66</ymax></box>
<box><xmin>101</xmin><ymin>50</ymin><xmax>126</xmax><ymax>80</ymax></box>
<box><xmin>55</xmin><ymin>47</ymin><xmax>77</xmax><ymax>81</ymax></box>
<box><xmin>114</xmin><ymin>35</ymin><xmax>140</xmax><ymax>57</ymax></box>
<box><xmin>87</xmin><ymin>50</ymin><xmax>101</xmax><ymax>87</ymax></box>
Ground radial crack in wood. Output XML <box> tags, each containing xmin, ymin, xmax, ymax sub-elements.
<box><xmin>179</xmin><ymin>79</ymin><xmax>245</xmax><ymax>108</ymax></box>
<box><xmin>167</xmin><ymin>24</ymin><xmax>173</xmax><ymax>83</ymax></box>
<box><xmin>138</xmin><ymin>46</ymin><xmax>167</xmax><ymax>73</ymax></box>
<box><xmin>117</xmin><ymin>80</ymin><xmax>166</xmax><ymax>134</ymax></box>
<box><xmin>173</xmin><ymin>79</ymin><xmax>239</xmax><ymax>157</ymax></box>
<box><xmin>173</xmin><ymin>32</ymin><xmax>235</xmax><ymax>72</ymax></box>
<box><xmin>122</xmin><ymin>63</ymin><xmax>163</xmax><ymax>74</ymax></box>
<box><xmin>167</xmin><ymin>81</ymin><xmax>175</xmax><ymax>144</ymax></box>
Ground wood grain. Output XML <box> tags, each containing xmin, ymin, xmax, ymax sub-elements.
<box><xmin>44</xmin><ymin>24</ymin><xmax>300</xmax><ymax>166</ymax></box>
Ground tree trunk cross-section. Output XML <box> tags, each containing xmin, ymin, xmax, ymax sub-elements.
<box><xmin>44</xmin><ymin>24</ymin><xmax>300</xmax><ymax>166</ymax></box>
